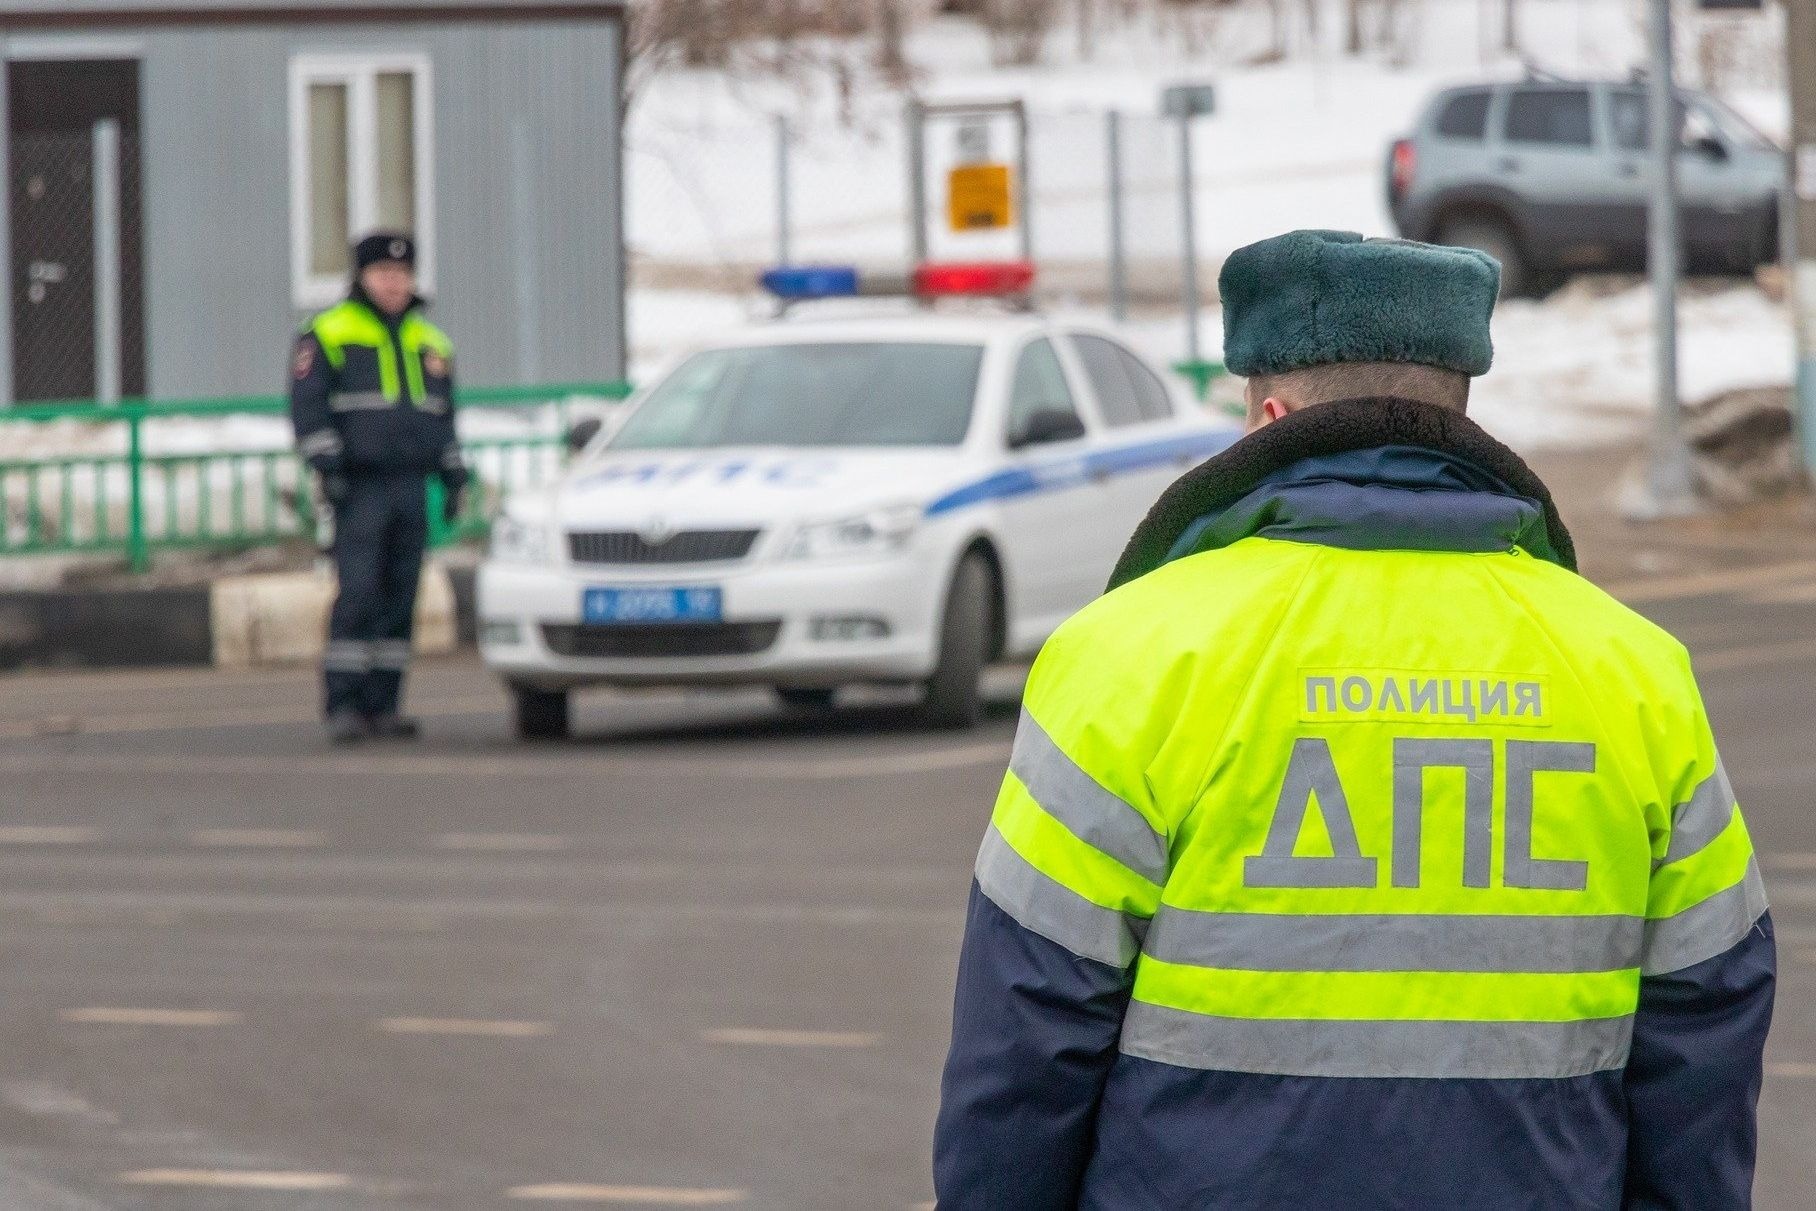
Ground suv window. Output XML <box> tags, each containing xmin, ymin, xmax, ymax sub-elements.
<box><xmin>1610</xmin><ymin>90</ymin><xmax>1714</xmax><ymax>153</ymax></box>
<box><xmin>1073</xmin><ymin>334</ymin><xmax>1166</xmax><ymax>427</ymax></box>
<box><xmin>1007</xmin><ymin>339</ymin><xmax>1083</xmax><ymax>440</ymax></box>
<box><xmin>1503</xmin><ymin>88</ymin><xmax>1594</xmax><ymax>147</ymax></box>
<box><xmin>1435</xmin><ymin>91</ymin><xmax>1491</xmax><ymax>140</ymax></box>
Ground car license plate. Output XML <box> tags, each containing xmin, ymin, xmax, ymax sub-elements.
<box><xmin>582</xmin><ymin>586</ymin><xmax>723</xmax><ymax>624</ymax></box>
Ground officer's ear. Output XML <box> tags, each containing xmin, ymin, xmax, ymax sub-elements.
<box><xmin>1244</xmin><ymin>394</ymin><xmax>1292</xmax><ymax>434</ymax></box>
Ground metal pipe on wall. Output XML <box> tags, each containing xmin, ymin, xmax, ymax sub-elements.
<box><xmin>92</xmin><ymin>117</ymin><xmax>122</xmax><ymax>405</ymax></box>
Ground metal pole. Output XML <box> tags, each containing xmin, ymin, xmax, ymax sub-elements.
<box><xmin>126</xmin><ymin>409</ymin><xmax>147</xmax><ymax>572</ymax></box>
<box><xmin>1629</xmin><ymin>0</ymin><xmax>1698</xmax><ymax>517</ymax></box>
<box><xmin>509</xmin><ymin>121</ymin><xmax>542</xmax><ymax>385</ymax></box>
<box><xmin>1106</xmin><ymin>109</ymin><xmax>1127</xmax><ymax>323</ymax></box>
<box><xmin>775</xmin><ymin>112</ymin><xmax>793</xmax><ymax>267</ymax></box>
<box><xmin>1789</xmin><ymin>0</ymin><xmax>1816</xmax><ymax>479</ymax></box>
<box><xmin>906</xmin><ymin>98</ymin><xmax>928</xmax><ymax>267</ymax></box>
<box><xmin>1014</xmin><ymin>100</ymin><xmax>1033</xmax><ymax>264</ymax></box>
<box><xmin>91</xmin><ymin>118</ymin><xmax>122</xmax><ymax>405</ymax></box>
<box><xmin>1177</xmin><ymin>112</ymin><xmax>1201</xmax><ymax>366</ymax></box>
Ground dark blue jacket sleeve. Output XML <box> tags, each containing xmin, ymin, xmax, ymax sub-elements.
<box><xmin>288</xmin><ymin>331</ymin><xmax>342</xmax><ymax>473</ymax></box>
<box><xmin>934</xmin><ymin>882</ymin><xmax>1132</xmax><ymax>1210</ymax></box>
<box><xmin>437</xmin><ymin>354</ymin><xmax>467</xmax><ymax>491</ymax></box>
<box><xmin>1624</xmin><ymin>911</ymin><xmax>1776</xmax><ymax>1210</ymax></box>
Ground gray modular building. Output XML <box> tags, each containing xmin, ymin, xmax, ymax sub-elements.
<box><xmin>0</xmin><ymin>0</ymin><xmax>626</xmax><ymax>405</ymax></box>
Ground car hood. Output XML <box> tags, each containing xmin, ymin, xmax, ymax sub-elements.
<box><xmin>510</xmin><ymin>447</ymin><xmax>981</xmax><ymax>531</ymax></box>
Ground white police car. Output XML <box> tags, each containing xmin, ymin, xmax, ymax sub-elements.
<box><xmin>478</xmin><ymin>314</ymin><xmax>1238</xmax><ymax>738</ymax></box>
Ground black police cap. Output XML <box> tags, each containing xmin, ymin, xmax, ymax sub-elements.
<box><xmin>354</xmin><ymin>232</ymin><xmax>416</xmax><ymax>271</ymax></box>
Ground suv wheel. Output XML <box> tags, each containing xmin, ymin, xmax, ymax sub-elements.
<box><xmin>511</xmin><ymin>683</ymin><xmax>570</xmax><ymax>741</ymax></box>
<box><xmin>1438</xmin><ymin>214</ymin><xmax>1531</xmax><ymax>299</ymax></box>
<box><xmin>916</xmin><ymin>553</ymin><xmax>994</xmax><ymax>731</ymax></box>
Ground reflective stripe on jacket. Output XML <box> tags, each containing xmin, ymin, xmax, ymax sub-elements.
<box><xmin>934</xmin><ymin>397</ymin><xmax>1774</xmax><ymax>1210</ymax></box>
<box><xmin>290</xmin><ymin>296</ymin><xmax>463</xmax><ymax>479</ymax></box>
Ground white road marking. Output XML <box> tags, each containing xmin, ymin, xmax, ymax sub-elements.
<box><xmin>1604</xmin><ymin>559</ymin><xmax>1816</xmax><ymax>605</ymax></box>
<box><xmin>0</xmin><ymin>827</ymin><xmax>100</xmax><ymax>845</ymax></box>
<box><xmin>507</xmin><ymin>1184</ymin><xmax>746</xmax><ymax>1205</ymax></box>
<box><xmin>795</xmin><ymin>742</ymin><xmax>1008</xmax><ymax>779</ymax></box>
<box><xmin>0</xmin><ymin>743</ymin><xmax>1010</xmax><ymax>783</ymax></box>
<box><xmin>0</xmin><ymin>694</ymin><xmax>501</xmax><ymax>740</ymax></box>
<box><xmin>190</xmin><ymin>828</ymin><xmax>328</xmax><ymax>848</ymax></box>
<box><xmin>61</xmin><ymin>1007</ymin><xmax>242</xmax><ymax>1027</ymax></box>
<box><xmin>432</xmin><ymin>832</ymin><xmax>571</xmax><ymax>852</ymax></box>
<box><xmin>703</xmin><ymin>1027</ymin><xmax>881</xmax><ymax>1048</ymax></box>
<box><xmin>1766</xmin><ymin>1061</ymin><xmax>1816</xmax><ymax>1078</ymax></box>
<box><xmin>119</xmin><ymin>1169</ymin><xmax>350</xmax><ymax>1190</ymax></box>
<box><xmin>378</xmin><ymin>1017</ymin><xmax>553</xmax><ymax>1037</ymax></box>
<box><xmin>1741</xmin><ymin>579</ymin><xmax>1816</xmax><ymax>606</ymax></box>
<box><xmin>1693</xmin><ymin>637</ymin><xmax>1816</xmax><ymax>674</ymax></box>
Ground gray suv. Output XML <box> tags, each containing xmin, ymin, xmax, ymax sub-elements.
<box><xmin>1387</xmin><ymin>78</ymin><xmax>1783</xmax><ymax>296</ymax></box>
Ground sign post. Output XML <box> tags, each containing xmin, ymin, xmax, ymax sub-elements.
<box><xmin>1162</xmin><ymin>84</ymin><xmax>1217</xmax><ymax>374</ymax></box>
<box><xmin>1623</xmin><ymin>0</ymin><xmax>1700</xmax><ymax>518</ymax></box>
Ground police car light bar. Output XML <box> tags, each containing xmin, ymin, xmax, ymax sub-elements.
<box><xmin>760</xmin><ymin>265</ymin><xmax>916</xmax><ymax>301</ymax></box>
<box><xmin>760</xmin><ymin>261</ymin><xmax>1036</xmax><ymax>302</ymax></box>
<box><xmin>913</xmin><ymin>260</ymin><xmax>1037</xmax><ymax>297</ymax></box>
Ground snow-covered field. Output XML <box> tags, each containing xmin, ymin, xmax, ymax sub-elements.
<box><xmin>624</xmin><ymin>0</ymin><xmax>1793</xmax><ymax>452</ymax></box>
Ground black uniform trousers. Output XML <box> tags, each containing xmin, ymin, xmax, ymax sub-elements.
<box><xmin>324</xmin><ymin>472</ymin><xmax>427</xmax><ymax>718</ymax></box>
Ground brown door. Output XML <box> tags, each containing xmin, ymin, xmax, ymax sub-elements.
<box><xmin>8</xmin><ymin>59</ymin><xmax>145</xmax><ymax>403</ymax></box>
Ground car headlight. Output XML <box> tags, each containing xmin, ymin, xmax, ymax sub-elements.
<box><xmin>783</xmin><ymin>504</ymin><xmax>921</xmax><ymax>562</ymax></box>
<box><xmin>489</xmin><ymin>514</ymin><xmax>552</xmax><ymax>565</ymax></box>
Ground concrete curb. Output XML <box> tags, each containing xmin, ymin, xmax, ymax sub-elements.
<box><xmin>0</xmin><ymin>563</ymin><xmax>469</xmax><ymax>672</ymax></box>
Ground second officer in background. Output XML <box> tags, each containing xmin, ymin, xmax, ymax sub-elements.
<box><xmin>290</xmin><ymin>232</ymin><xmax>467</xmax><ymax>745</ymax></box>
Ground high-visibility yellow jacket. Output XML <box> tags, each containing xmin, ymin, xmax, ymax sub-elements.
<box><xmin>289</xmin><ymin>293</ymin><xmax>463</xmax><ymax>484</ymax></box>
<box><xmin>935</xmin><ymin>399</ymin><xmax>1773</xmax><ymax>1210</ymax></box>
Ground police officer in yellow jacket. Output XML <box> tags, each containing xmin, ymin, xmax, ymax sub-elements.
<box><xmin>935</xmin><ymin>230</ymin><xmax>1774</xmax><ymax>1208</ymax></box>
<box><xmin>290</xmin><ymin>233</ymin><xmax>466</xmax><ymax>744</ymax></box>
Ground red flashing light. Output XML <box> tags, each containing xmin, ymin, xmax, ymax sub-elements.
<box><xmin>913</xmin><ymin>260</ymin><xmax>1037</xmax><ymax>298</ymax></box>
<box><xmin>1389</xmin><ymin>139</ymin><xmax>1416</xmax><ymax>199</ymax></box>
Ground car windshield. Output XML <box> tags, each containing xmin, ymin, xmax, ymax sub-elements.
<box><xmin>1703</xmin><ymin>97</ymin><xmax>1778</xmax><ymax>151</ymax></box>
<box><xmin>610</xmin><ymin>342</ymin><xmax>985</xmax><ymax>450</ymax></box>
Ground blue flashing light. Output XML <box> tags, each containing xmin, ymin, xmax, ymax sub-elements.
<box><xmin>760</xmin><ymin>265</ymin><xmax>861</xmax><ymax>300</ymax></box>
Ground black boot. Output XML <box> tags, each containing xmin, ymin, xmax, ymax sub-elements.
<box><xmin>364</xmin><ymin>713</ymin><xmax>421</xmax><ymax>741</ymax></box>
<box><xmin>326</xmin><ymin>711</ymin><xmax>366</xmax><ymax>745</ymax></box>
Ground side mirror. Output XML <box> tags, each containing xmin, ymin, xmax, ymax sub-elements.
<box><xmin>1010</xmin><ymin>408</ymin><xmax>1087</xmax><ymax>449</ymax></box>
<box><xmin>1688</xmin><ymin>134</ymin><xmax>1728</xmax><ymax>162</ymax></box>
<box><xmin>565</xmin><ymin>416</ymin><xmax>604</xmax><ymax>454</ymax></box>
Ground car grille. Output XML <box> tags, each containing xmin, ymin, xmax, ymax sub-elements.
<box><xmin>541</xmin><ymin>621</ymin><xmax>783</xmax><ymax>659</ymax></box>
<box><xmin>567</xmin><ymin>529</ymin><xmax>760</xmax><ymax>565</ymax></box>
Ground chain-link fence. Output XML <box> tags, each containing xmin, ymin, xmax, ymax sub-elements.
<box><xmin>10</xmin><ymin>126</ymin><xmax>145</xmax><ymax>404</ymax></box>
<box><xmin>630</xmin><ymin>99</ymin><xmax>1219</xmax><ymax>391</ymax></box>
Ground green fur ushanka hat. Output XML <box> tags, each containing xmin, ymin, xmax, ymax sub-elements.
<box><xmin>1219</xmin><ymin>230</ymin><xmax>1500</xmax><ymax>378</ymax></box>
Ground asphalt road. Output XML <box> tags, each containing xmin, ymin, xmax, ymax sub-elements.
<box><xmin>0</xmin><ymin>560</ymin><xmax>1815</xmax><ymax>1210</ymax></box>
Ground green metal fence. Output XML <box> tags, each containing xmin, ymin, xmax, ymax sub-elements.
<box><xmin>0</xmin><ymin>383</ymin><xmax>630</xmax><ymax>572</ymax></box>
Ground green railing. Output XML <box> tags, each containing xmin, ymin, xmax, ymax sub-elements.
<box><xmin>0</xmin><ymin>383</ymin><xmax>631</xmax><ymax>572</ymax></box>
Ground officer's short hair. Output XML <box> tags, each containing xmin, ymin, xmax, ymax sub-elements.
<box><xmin>1245</xmin><ymin>361</ymin><xmax>1470</xmax><ymax>413</ymax></box>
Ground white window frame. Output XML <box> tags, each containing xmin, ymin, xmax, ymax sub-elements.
<box><xmin>287</xmin><ymin>51</ymin><xmax>436</xmax><ymax>310</ymax></box>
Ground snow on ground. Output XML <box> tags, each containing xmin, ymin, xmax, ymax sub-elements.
<box><xmin>623</xmin><ymin>0</ymin><xmax>1794</xmax><ymax>454</ymax></box>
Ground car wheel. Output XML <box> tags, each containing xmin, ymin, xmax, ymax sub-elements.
<box><xmin>775</xmin><ymin>686</ymin><xmax>838</xmax><ymax>712</ymax></box>
<box><xmin>511</xmin><ymin>683</ymin><xmax>570</xmax><ymax>741</ymax></box>
<box><xmin>1438</xmin><ymin>214</ymin><xmax>1531</xmax><ymax>299</ymax></box>
<box><xmin>917</xmin><ymin>552</ymin><xmax>994</xmax><ymax>731</ymax></box>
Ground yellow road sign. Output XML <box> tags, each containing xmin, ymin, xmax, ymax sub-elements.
<box><xmin>948</xmin><ymin>163</ymin><xmax>1014</xmax><ymax>232</ymax></box>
